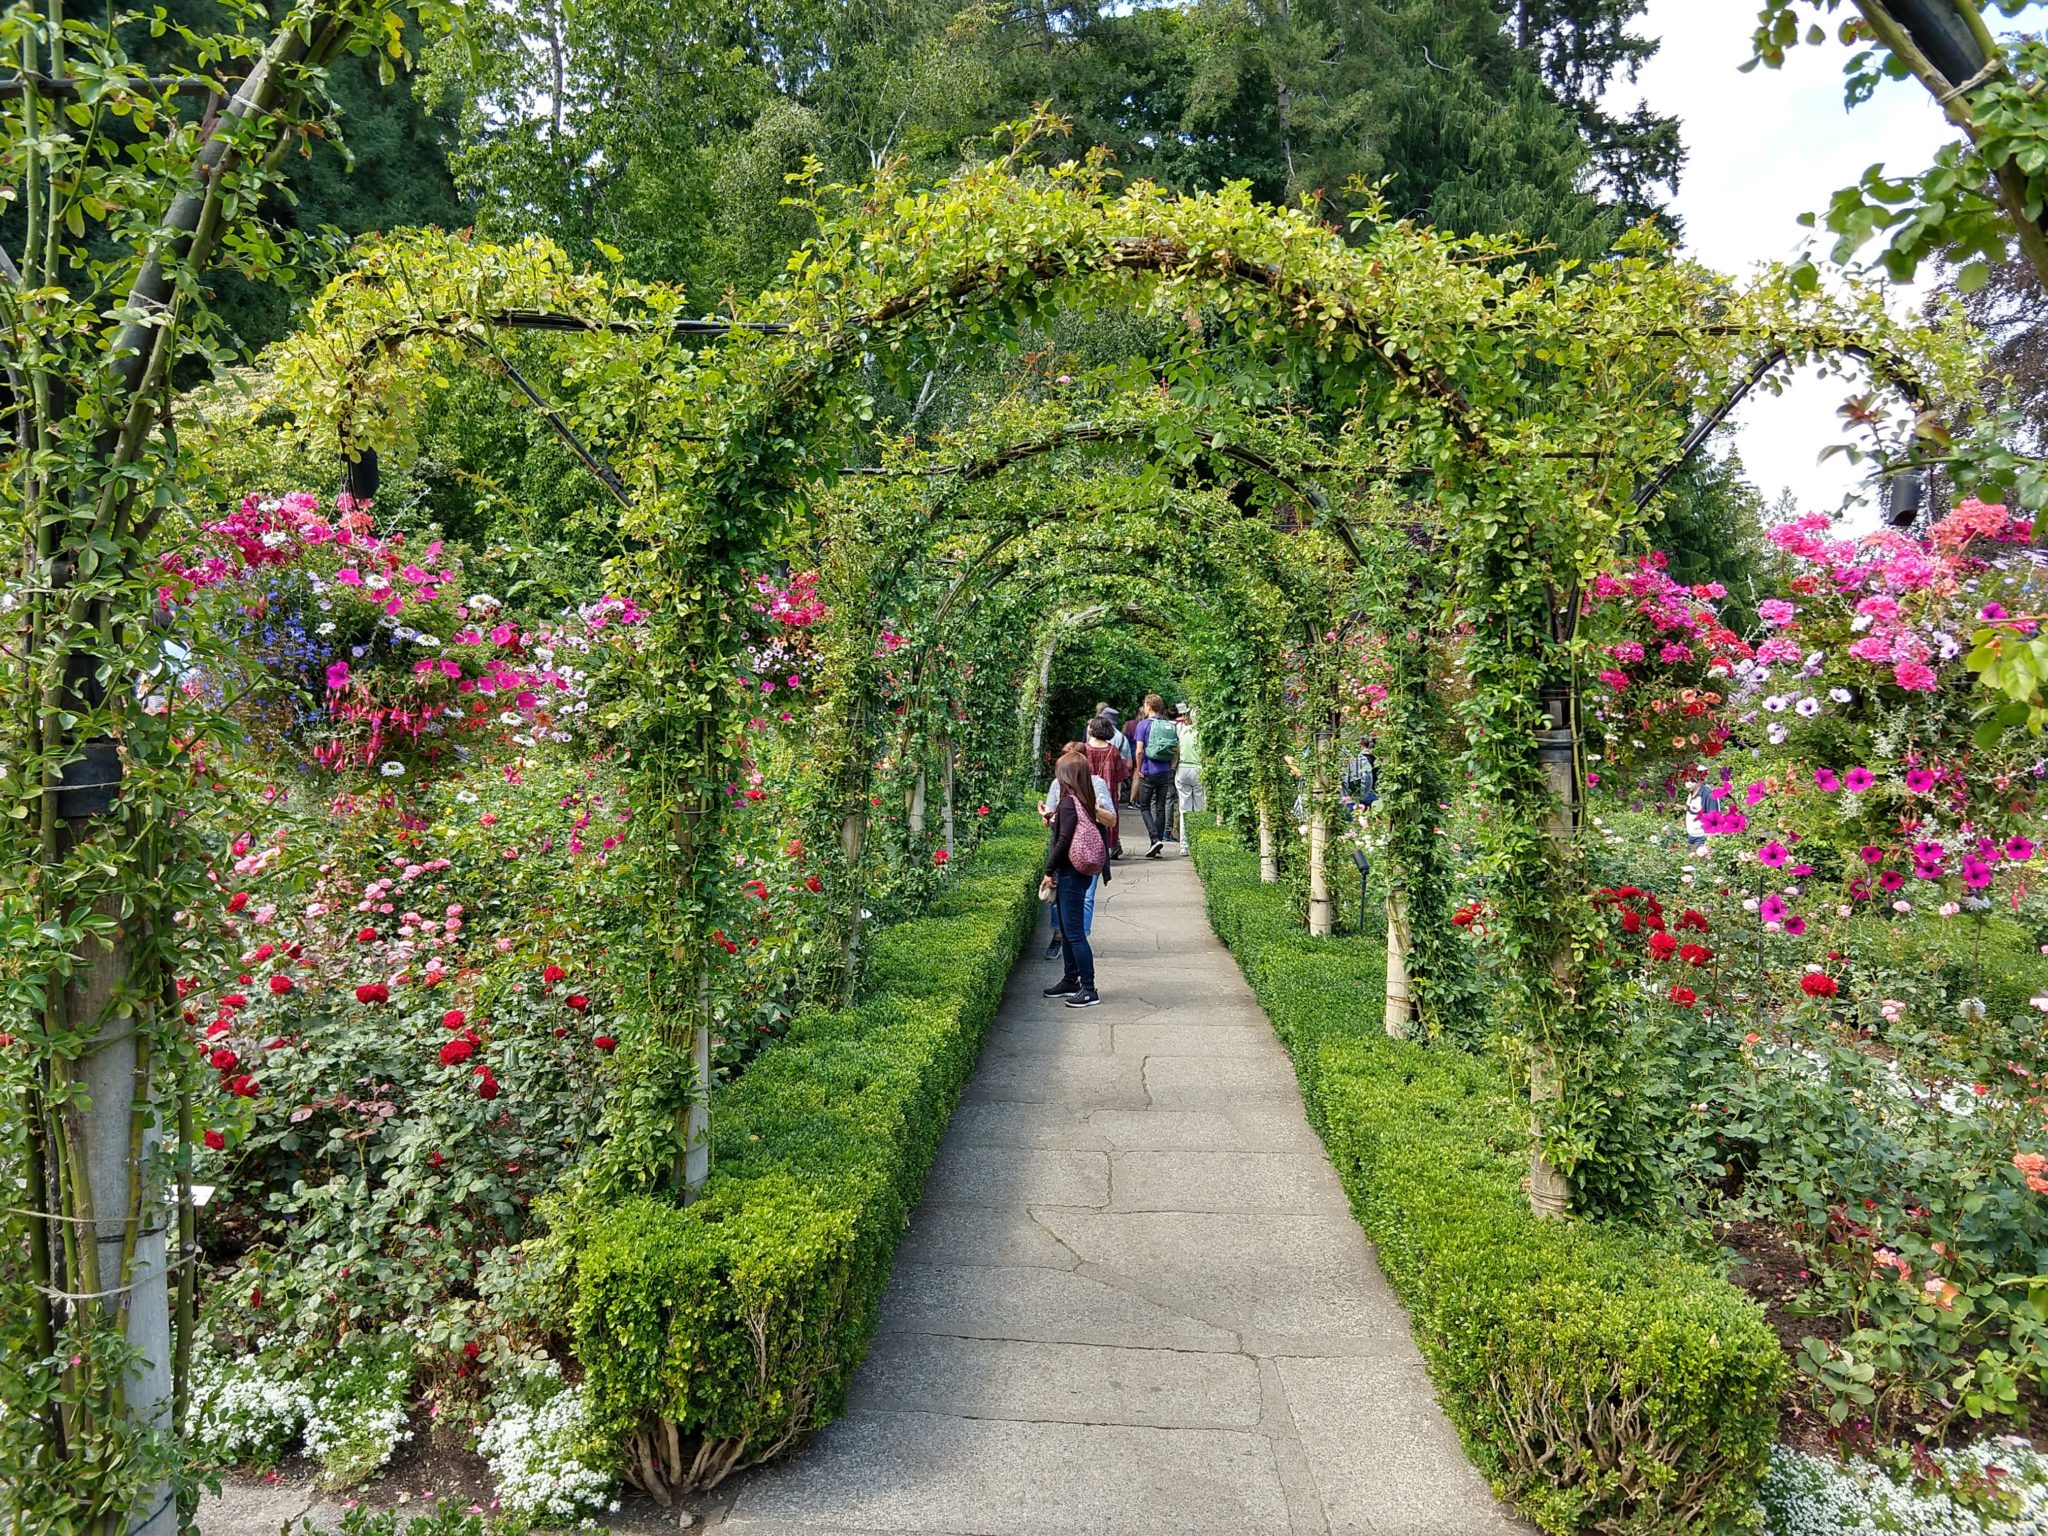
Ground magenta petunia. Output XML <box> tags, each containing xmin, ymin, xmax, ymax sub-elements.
<box><xmin>1759</xmin><ymin>895</ymin><xmax>1788</xmax><ymax>924</ymax></box>
<box><xmin>1879</xmin><ymin>870</ymin><xmax>1906</xmax><ymax>891</ymax></box>
<box><xmin>1859</xmin><ymin>845</ymin><xmax>1884</xmax><ymax>864</ymax></box>
<box><xmin>1814</xmin><ymin>769</ymin><xmax>1840</xmax><ymax>792</ymax></box>
<box><xmin>2007</xmin><ymin>836</ymin><xmax>2035</xmax><ymax>862</ymax></box>
<box><xmin>1963</xmin><ymin>857</ymin><xmax>1994</xmax><ymax>889</ymax></box>
<box><xmin>1844</xmin><ymin>767</ymin><xmax>1875</xmax><ymax>793</ymax></box>
<box><xmin>1757</xmin><ymin>841</ymin><xmax>1789</xmax><ymax>868</ymax></box>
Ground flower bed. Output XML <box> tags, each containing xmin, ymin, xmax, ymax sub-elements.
<box><xmin>1188</xmin><ymin>819</ymin><xmax>1786</xmax><ymax>1536</ymax></box>
<box><xmin>544</xmin><ymin>813</ymin><xmax>1046</xmax><ymax>1500</ymax></box>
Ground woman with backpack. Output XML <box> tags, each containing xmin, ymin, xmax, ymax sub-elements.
<box><xmin>1041</xmin><ymin>753</ymin><xmax>1108</xmax><ymax>1007</ymax></box>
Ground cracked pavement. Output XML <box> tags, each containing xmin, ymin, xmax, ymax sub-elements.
<box><xmin>707</xmin><ymin>828</ymin><xmax>1534</xmax><ymax>1536</ymax></box>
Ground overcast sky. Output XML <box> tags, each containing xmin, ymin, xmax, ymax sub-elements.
<box><xmin>1610</xmin><ymin>2</ymin><xmax>1969</xmax><ymax>523</ymax></box>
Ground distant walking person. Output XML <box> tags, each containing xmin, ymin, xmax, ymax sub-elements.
<box><xmin>1129</xmin><ymin>694</ymin><xmax>1179</xmax><ymax>857</ymax></box>
<box><xmin>1042</xmin><ymin>754</ymin><xmax>1108</xmax><ymax>1007</ymax></box>
<box><xmin>1172</xmin><ymin>702</ymin><xmax>1204</xmax><ymax>854</ymax></box>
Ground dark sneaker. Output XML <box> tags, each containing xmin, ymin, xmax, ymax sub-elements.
<box><xmin>1146</xmin><ymin>842</ymin><xmax>1164</xmax><ymax>859</ymax></box>
<box><xmin>1064</xmin><ymin>987</ymin><xmax>1102</xmax><ymax>1009</ymax></box>
<box><xmin>1043</xmin><ymin>978</ymin><xmax>1081</xmax><ymax>998</ymax></box>
<box><xmin>1045</xmin><ymin>936</ymin><xmax>1063</xmax><ymax>959</ymax></box>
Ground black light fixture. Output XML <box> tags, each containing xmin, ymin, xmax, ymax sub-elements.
<box><xmin>1884</xmin><ymin>465</ymin><xmax>1927</xmax><ymax>531</ymax></box>
<box><xmin>340</xmin><ymin>446</ymin><xmax>380</xmax><ymax>506</ymax></box>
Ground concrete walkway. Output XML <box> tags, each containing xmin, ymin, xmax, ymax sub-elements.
<box><xmin>709</xmin><ymin>831</ymin><xmax>1530</xmax><ymax>1536</ymax></box>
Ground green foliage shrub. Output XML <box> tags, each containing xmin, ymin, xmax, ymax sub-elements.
<box><xmin>548</xmin><ymin>814</ymin><xmax>1043</xmax><ymax>1495</ymax></box>
<box><xmin>1188</xmin><ymin>820</ymin><xmax>1786</xmax><ymax>1536</ymax></box>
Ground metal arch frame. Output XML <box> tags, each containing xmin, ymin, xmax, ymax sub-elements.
<box><xmin>1631</xmin><ymin>339</ymin><xmax>1937</xmax><ymax>514</ymax></box>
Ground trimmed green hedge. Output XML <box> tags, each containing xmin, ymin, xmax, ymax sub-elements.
<box><xmin>557</xmin><ymin>814</ymin><xmax>1043</xmax><ymax>1496</ymax></box>
<box><xmin>1189</xmin><ymin>820</ymin><xmax>1785</xmax><ymax>1536</ymax></box>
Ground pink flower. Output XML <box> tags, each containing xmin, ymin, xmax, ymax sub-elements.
<box><xmin>1813</xmin><ymin>769</ymin><xmax>1839</xmax><ymax>792</ymax></box>
<box><xmin>1844</xmin><ymin>767</ymin><xmax>1875</xmax><ymax>793</ymax></box>
<box><xmin>325</xmin><ymin>660</ymin><xmax>351</xmax><ymax>691</ymax></box>
<box><xmin>1905</xmin><ymin>768</ymin><xmax>1936</xmax><ymax>793</ymax></box>
<box><xmin>1758</xmin><ymin>599</ymin><xmax>1796</xmax><ymax>628</ymax></box>
<box><xmin>2006</xmin><ymin>836</ymin><xmax>2035</xmax><ymax>862</ymax></box>
<box><xmin>1757</xmin><ymin>841</ymin><xmax>1789</xmax><ymax>868</ymax></box>
<box><xmin>1893</xmin><ymin>660</ymin><xmax>1938</xmax><ymax>692</ymax></box>
<box><xmin>1859</xmin><ymin>845</ymin><xmax>1884</xmax><ymax>864</ymax></box>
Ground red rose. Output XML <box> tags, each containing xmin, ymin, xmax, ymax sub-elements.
<box><xmin>441</xmin><ymin>1009</ymin><xmax>467</xmax><ymax>1030</ymax></box>
<box><xmin>1620</xmin><ymin>910</ymin><xmax>1642</xmax><ymax>934</ymax></box>
<box><xmin>1647</xmin><ymin>931</ymin><xmax>1678</xmax><ymax>961</ymax></box>
<box><xmin>209</xmin><ymin>1048</ymin><xmax>238</xmax><ymax>1071</ymax></box>
<box><xmin>226</xmin><ymin>891</ymin><xmax>249</xmax><ymax>913</ymax></box>
<box><xmin>355</xmin><ymin>983</ymin><xmax>389</xmax><ymax>1004</ymax></box>
<box><xmin>1800</xmin><ymin>973</ymin><xmax>1839</xmax><ymax>999</ymax></box>
<box><xmin>565</xmin><ymin>994</ymin><xmax>589</xmax><ymax>1012</ymax></box>
<box><xmin>252</xmin><ymin>944</ymin><xmax>275</xmax><ymax>962</ymax></box>
<box><xmin>227</xmin><ymin>1074</ymin><xmax>259</xmax><ymax>1099</ymax></box>
<box><xmin>357</xmin><ymin>927</ymin><xmax>379</xmax><ymax>943</ymax></box>
<box><xmin>220</xmin><ymin>993</ymin><xmax>247</xmax><ymax>1010</ymax></box>
<box><xmin>439</xmin><ymin>1039</ymin><xmax>475</xmax><ymax>1066</ymax></box>
<box><xmin>592</xmin><ymin>1035</ymin><xmax>617</xmax><ymax>1052</ymax></box>
<box><xmin>202</xmin><ymin>1128</ymin><xmax>226</xmax><ymax>1152</ymax></box>
<box><xmin>542</xmin><ymin>964</ymin><xmax>565</xmax><ymax>985</ymax></box>
<box><xmin>476</xmin><ymin>1073</ymin><xmax>499</xmax><ymax>1101</ymax></box>
<box><xmin>976</xmin><ymin>805</ymin><xmax>990</xmax><ymax>816</ymax></box>
<box><xmin>805</xmin><ymin>874</ymin><xmax>824</xmax><ymax>893</ymax></box>
<box><xmin>267</xmin><ymin>975</ymin><xmax>293</xmax><ymax>996</ymax></box>
<box><xmin>1667</xmin><ymin>986</ymin><xmax>1696</xmax><ymax>1008</ymax></box>
<box><xmin>933</xmin><ymin>849</ymin><xmax>950</xmax><ymax>865</ymax></box>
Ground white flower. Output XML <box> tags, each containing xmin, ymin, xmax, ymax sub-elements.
<box><xmin>1763</xmin><ymin>695</ymin><xmax>1789</xmax><ymax>713</ymax></box>
<box><xmin>498</xmin><ymin>711</ymin><xmax>524</xmax><ymax>726</ymax></box>
<box><xmin>1794</xmin><ymin>697</ymin><xmax>1821</xmax><ymax>717</ymax></box>
<box><xmin>477</xmin><ymin>1377</ymin><xmax>617</xmax><ymax>1521</ymax></box>
<box><xmin>415</xmin><ymin>633</ymin><xmax>441</xmax><ymax>648</ymax></box>
<box><xmin>1829</xmin><ymin>688</ymin><xmax>1852</xmax><ymax>704</ymax></box>
<box><xmin>316</xmin><ymin>622</ymin><xmax>336</xmax><ymax>636</ymax></box>
<box><xmin>455</xmin><ymin>789</ymin><xmax>478</xmax><ymax>804</ymax></box>
<box><xmin>380</xmin><ymin>761</ymin><xmax>405</xmax><ymax>778</ymax></box>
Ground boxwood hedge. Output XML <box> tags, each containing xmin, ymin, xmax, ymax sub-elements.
<box><xmin>553</xmin><ymin>814</ymin><xmax>1044</xmax><ymax>1498</ymax></box>
<box><xmin>1188</xmin><ymin>820</ymin><xmax>1786</xmax><ymax>1536</ymax></box>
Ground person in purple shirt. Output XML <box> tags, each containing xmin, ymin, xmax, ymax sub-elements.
<box><xmin>1128</xmin><ymin>693</ymin><xmax>1180</xmax><ymax>858</ymax></box>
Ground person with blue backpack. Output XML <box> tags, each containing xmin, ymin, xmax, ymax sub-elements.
<box><xmin>1129</xmin><ymin>693</ymin><xmax>1180</xmax><ymax>857</ymax></box>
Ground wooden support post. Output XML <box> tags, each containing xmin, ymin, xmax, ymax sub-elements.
<box><xmin>1257</xmin><ymin>801</ymin><xmax>1279</xmax><ymax>884</ymax></box>
<box><xmin>1384</xmin><ymin>887</ymin><xmax>1414</xmax><ymax>1038</ymax></box>
<box><xmin>941</xmin><ymin>735</ymin><xmax>956</xmax><ymax>858</ymax></box>
<box><xmin>1307</xmin><ymin>737</ymin><xmax>1333</xmax><ymax>936</ymax></box>
<box><xmin>1528</xmin><ymin>682</ymin><xmax>1577</xmax><ymax>1220</ymax></box>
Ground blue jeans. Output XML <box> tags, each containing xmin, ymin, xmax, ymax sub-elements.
<box><xmin>1055</xmin><ymin>868</ymin><xmax>1095</xmax><ymax>987</ymax></box>
<box><xmin>1049</xmin><ymin>874</ymin><xmax>1096</xmax><ymax>936</ymax></box>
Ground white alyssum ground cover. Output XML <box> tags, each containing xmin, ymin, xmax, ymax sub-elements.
<box><xmin>1762</xmin><ymin>1440</ymin><xmax>2048</xmax><ymax>1535</ymax></box>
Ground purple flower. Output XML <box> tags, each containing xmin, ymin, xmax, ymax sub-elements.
<box><xmin>1785</xmin><ymin>915</ymin><xmax>1808</xmax><ymax>936</ymax></box>
<box><xmin>2007</xmin><ymin>835</ymin><xmax>2035</xmax><ymax>862</ymax></box>
<box><xmin>1745</xmin><ymin>782</ymin><xmax>1768</xmax><ymax>807</ymax></box>
<box><xmin>1879</xmin><ymin>870</ymin><xmax>1905</xmax><ymax>891</ymax></box>
<box><xmin>1844</xmin><ymin>767</ymin><xmax>1875</xmax><ymax>793</ymax></box>
<box><xmin>1905</xmin><ymin>768</ymin><xmax>1936</xmax><ymax>794</ymax></box>
<box><xmin>1860</xmin><ymin>845</ymin><xmax>1884</xmax><ymax>864</ymax></box>
<box><xmin>1759</xmin><ymin>895</ymin><xmax>1788</xmax><ymax>924</ymax></box>
<box><xmin>1913</xmin><ymin>861</ymin><xmax>1943</xmax><ymax>881</ymax></box>
<box><xmin>1963</xmin><ymin>857</ymin><xmax>1994</xmax><ymax>889</ymax></box>
<box><xmin>1814</xmin><ymin>768</ymin><xmax>1840</xmax><ymax>792</ymax></box>
<box><xmin>1758</xmin><ymin>841</ymin><xmax>1789</xmax><ymax>868</ymax></box>
<box><xmin>1982</xmin><ymin>602</ymin><xmax>2009</xmax><ymax>621</ymax></box>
